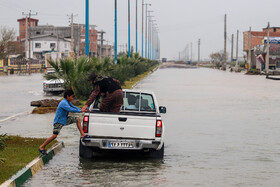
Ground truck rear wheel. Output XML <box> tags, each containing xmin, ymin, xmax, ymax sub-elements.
<box><xmin>79</xmin><ymin>139</ymin><xmax>93</xmax><ymax>159</ymax></box>
<box><xmin>149</xmin><ymin>144</ymin><xmax>164</xmax><ymax>159</ymax></box>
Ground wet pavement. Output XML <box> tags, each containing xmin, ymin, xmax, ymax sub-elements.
<box><xmin>1</xmin><ymin>69</ymin><xmax>280</xmax><ymax>186</ymax></box>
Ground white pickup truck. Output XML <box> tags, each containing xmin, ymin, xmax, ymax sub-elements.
<box><xmin>79</xmin><ymin>89</ymin><xmax>166</xmax><ymax>159</ymax></box>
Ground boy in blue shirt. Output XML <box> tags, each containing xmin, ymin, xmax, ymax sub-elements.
<box><xmin>39</xmin><ymin>89</ymin><xmax>87</xmax><ymax>155</ymax></box>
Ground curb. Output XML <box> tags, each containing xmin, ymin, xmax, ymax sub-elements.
<box><xmin>0</xmin><ymin>142</ymin><xmax>64</xmax><ymax>187</ymax></box>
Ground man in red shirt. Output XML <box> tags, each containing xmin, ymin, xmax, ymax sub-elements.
<box><xmin>82</xmin><ymin>72</ymin><xmax>123</xmax><ymax>113</ymax></box>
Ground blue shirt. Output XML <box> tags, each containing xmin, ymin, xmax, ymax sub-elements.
<box><xmin>53</xmin><ymin>98</ymin><xmax>81</xmax><ymax>126</ymax></box>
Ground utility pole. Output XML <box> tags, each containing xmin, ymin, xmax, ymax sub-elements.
<box><xmin>198</xmin><ymin>39</ymin><xmax>201</xmax><ymax>65</ymax></box>
<box><xmin>248</xmin><ymin>27</ymin><xmax>252</xmax><ymax>70</ymax></box>
<box><xmin>266</xmin><ymin>22</ymin><xmax>270</xmax><ymax>76</ymax></box>
<box><xmin>235</xmin><ymin>30</ymin><xmax>239</xmax><ymax>71</ymax></box>
<box><xmin>98</xmin><ymin>30</ymin><xmax>105</xmax><ymax>60</ymax></box>
<box><xmin>56</xmin><ymin>28</ymin><xmax>59</xmax><ymax>61</ymax></box>
<box><xmin>223</xmin><ymin>14</ymin><xmax>227</xmax><ymax>70</ymax></box>
<box><xmin>186</xmin><ymin>44</ymin><xmax>189</xmax><ymax>61</ymax></box>
<box><xmin>22</xmin><ymin>10</ymin><xmax>37</xmax><ymax>75</ymax></box>
<box><xmin>231</xmin><ymin>34</ymin><xmax>234</xmax><ymax>65</ymax></box>
<box><xmin>68</xmin><ymin>13</ymin><xmax>78</xmax><ymax>53</ymax></box>
<box><xmin>191</xmin><ymin>42</ymin><xmax>193</xmax><ymax>62</ymax></box>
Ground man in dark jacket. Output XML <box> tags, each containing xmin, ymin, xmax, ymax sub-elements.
<box><xmin>82</xmin><ymin>72</ymin><xmax>123</xmax><ymax>113</ymax></box>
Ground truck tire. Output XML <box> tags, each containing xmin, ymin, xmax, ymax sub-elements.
<box><xmin>149</xmin><ymin>144</ymin><xmax>164</xmax><ymax>159</ymax></box>
<box><xmin>79</xmin><ymin>139</ymin><xmax>93</xmax><ymax>159</ymax></box>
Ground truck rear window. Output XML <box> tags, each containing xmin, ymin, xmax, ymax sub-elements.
<box><xmin>123</xmin><ymin>92</ymin><xmax>156</xmax><ymax>112</ymax></box>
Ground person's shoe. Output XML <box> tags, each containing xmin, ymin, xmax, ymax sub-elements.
<box><xmin>38</xmin><ymin>148</ymin><xmax>48</xmax><ymax>155</ymax></box>
<box><xmin>82</xmin><ymin>135</ymin><xmax>90</xmax><ymax>139</ymax></box>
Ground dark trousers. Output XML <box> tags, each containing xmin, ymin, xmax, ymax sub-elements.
<box><xmin>100</xmin><ymin>89</ymin><xmax>123</xmax><ymax>113</ymax></box>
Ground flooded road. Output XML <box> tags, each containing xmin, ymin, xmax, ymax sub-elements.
<box><xmin>1</xmin><ymin>68</ymin><xmax>280</xmax><ymax>186</ymax></box>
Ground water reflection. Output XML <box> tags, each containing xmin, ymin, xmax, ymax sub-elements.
<box><xmin>77</xmin><ymin>158</ymin><xmax>166</xmax><ymax>187</ymax></box>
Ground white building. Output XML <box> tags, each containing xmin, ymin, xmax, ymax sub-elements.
<box><xmin>24</xmin><ymin>34</ymin><xmax>71</xmax><ymax>59</ymax></box>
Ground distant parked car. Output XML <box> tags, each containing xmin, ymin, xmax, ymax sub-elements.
<box><xmin>43</xmin><ymin>70</ymin><xmax>65</xmax><ymax>93</ymax></box>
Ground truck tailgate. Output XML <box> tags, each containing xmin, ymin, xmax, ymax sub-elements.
<box><xmin>88</xmin><ymin>113</ymin><xmax>157</xmax><ymax>139</ymax></box>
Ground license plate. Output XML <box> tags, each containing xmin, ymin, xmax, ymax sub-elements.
<box><xmin>108</xmin><ymin>141</ymin><xmax>134</xmax><ymax>148</ymax></box>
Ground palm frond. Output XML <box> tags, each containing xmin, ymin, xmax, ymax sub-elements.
<box><xmin>47</xmin><ymin>59</ymin><xmax>60</xmax><ymax>73</ymax></box>
<box><xmin>44</xmin><ymin>73</ymin><xmax>60</xmax><ymax>80</ymax></box>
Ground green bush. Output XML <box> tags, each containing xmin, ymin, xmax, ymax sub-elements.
<box><xmin>45</xmin><ymin>55</ymin><xmax>159</xmax><ymax>100</ymax></box>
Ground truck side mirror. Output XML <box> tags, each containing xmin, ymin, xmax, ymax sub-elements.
<box><xmin>159</xmin><ymin>106</ymin><xmax>166</xmax><ymax>114</ymax></box>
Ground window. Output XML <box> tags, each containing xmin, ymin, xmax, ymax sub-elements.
<box><xmin>124</xmin><ymin>92</ymin><xmax>156</xmax><ymax>112</ymax></box>
<box><xmin>35</xmin><ymin>43</ymin><xmax>41</xmax><ymax>48</ymax></box>
<box><xmin>50</xmin><ymin>43</ymin><xmax>56</xmax><ymax>49</ymax></box>
<box><xmin>274</xmin><ymin>28</ymin><xmax>277</xmax><ymax>32</ymax></box>
<box><xmin>36</xmin><ymin>31</ymin><xmax>40</xmax><ymax>35</ymax></box>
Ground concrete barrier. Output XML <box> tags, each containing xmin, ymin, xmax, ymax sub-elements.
<box><xmin>0</xmin><ymin>142</ymin><xmax>64</xmax><ymax>187</ymax></box>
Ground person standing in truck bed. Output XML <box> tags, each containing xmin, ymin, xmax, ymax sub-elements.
<box><xmin>82</xmin><ymin>72</ymin><xmax>123</xmax><ymax>113</ymax></box>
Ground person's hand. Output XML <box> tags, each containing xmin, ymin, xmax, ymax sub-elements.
<box><xmin>81</xmin><ymin>105</ymin><xmax>88</xmax><ymax>112</ymax></box>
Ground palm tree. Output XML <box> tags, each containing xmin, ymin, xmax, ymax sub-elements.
<box><xmin>45</xmin><ymin>57</ymin><xmax>95</xmax><ymax>99</ymax></box>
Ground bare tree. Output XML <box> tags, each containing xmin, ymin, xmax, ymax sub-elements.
<box><xmin>0</xmin><ymin>26</ymin><xmax>16</xmax><ymax>59</ymax></box>
<box><xmin>209</xmin><ymin>50</ymin><xmax>225</xmax><ymax>63</ymax></box>
<box><xmin>210</xmin><ymin>50</ymin><xmax>229</xmax><ymax>69</ymax></box>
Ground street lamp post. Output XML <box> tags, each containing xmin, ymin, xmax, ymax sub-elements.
<box><xmin>114</xmin><ymin>0</ymin><xmax>118</xmax><ymax>64</ymax></box>
<box><xmin>141</xmin><ymin>0</ymin><xmax>144</xmax><ymax>57</ymax></box>
<box><xmin>148</xmin><ymin>15</ymin><xmax>154</xmax><ymax>60</ymax></box>
<box><xmin>152</xmin><ymin>27</ymin><xmax>156</xmax><ymax>60</ymax></box>
<box><xmin>85</xmin><ymin>0</ymin><xmax>89</xmax><ymax>56</ymax></box>
<box><xmin>150</xmin><ymin>20</ymin><xmax>156</xmax><ymax>60</ymax></box>
<box><xmin>136</xmin><ymin>0</ymin><xmax>138</xmax><ymax>53</ymax></box>
<box><xmin>145</xmin><ymin>5</ymin><xmax>151</xmax><ymax>59</ymax></box>
<box><xmin>128</xmin><ymin>0</ymin><xmax>131</xmax><ymax>58</ymax></box>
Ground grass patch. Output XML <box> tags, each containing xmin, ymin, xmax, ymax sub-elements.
<box><xmin>32</xmin><ymin>107</ymin><xmax>57</xmax><ymax>114</ymax></box>
<box><xmin>0</xmin><ymin>136</ymin><xmax>57</xmax><ymax>184</ymax></box>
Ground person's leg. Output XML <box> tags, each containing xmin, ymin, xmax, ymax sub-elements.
<box><xmin>67</xmin><ymin>116</ymin><xmax>86</xmax><ymax>137</ymax></box>
<box><xmin>110</xmin><ymin>89</ymin><xmax>124</xmax><ymax>113</ymax></box>
<box><xmin>39</xmin><ymin>123</ymin><xmax>62</xmax><ymax>151</ymax></box>
<box><xmin>99</xmin><ymin>92</ymin><xmax>113</xmax><ymax>112</ymax></box>
<box><xmin>39</xmin><ymin>134</ymin><xmax>57</xmax><ymax>150</ymax></box>
<box><xmin>75</xmin><ymin>118</ymin><xmax>86</xmax><ymax>137</ymax></box>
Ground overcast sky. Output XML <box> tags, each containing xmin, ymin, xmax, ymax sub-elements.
<box><xmin>1</xmin><ymin>0</ymin><xmax>280</xmax><ymax>60</ymax></box>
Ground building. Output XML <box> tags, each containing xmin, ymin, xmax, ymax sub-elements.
<box><xmin>244</xmin><ymin>27</ymin><xmax>280</xmax><ymax>70</ymax></box>
<box><xmin>79</xmin><ymin>24</ymin><xmax>98</xmax><ymax>56</ymax></box>
<box><xmin>97</xmin><ymin>44</ymin><xmax>113</xmax><ymax>58</ymax></box>
<box><xmin>23</xmin><ymin>34</ymin><xmax>71</xmax><ymax>59</ymax></box>
<box><xmin>17</xmin><ymin>18</ymin><xmax>39</xmax><ymax>42</ymax></box>
<box><xmin>16</xmin><ymin>17</ymin><xmax>111</xmax><ymax>59</ymax></box>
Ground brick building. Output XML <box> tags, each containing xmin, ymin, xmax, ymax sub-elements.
<box><xmin>79</xmin><ymin>24</ymin><xmax>98</xmax><ymax>56</ymax></box>
<box><xmin>17</xmin><ymin>18</ymin><xmax>39</xmax><ymax>42</ymax></box>
<box><xmin>244</xmin><ymin>27</ymin><xmax>280</xmax><ymax>70</ymax></box>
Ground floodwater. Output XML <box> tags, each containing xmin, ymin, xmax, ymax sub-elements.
<box><xmin>1</xmin><ymin>68</ymin><xmax>280</xmax><ymax>186</ymax></box>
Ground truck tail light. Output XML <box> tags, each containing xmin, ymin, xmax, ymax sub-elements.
<box><xmin>83</xmin><ymin>115</ymin><xmax>89</xmax><ymax>133</ymax></box>
<box><xmin>156</xmin><ymin>120</ymin><xmax>162</xmax><ymax>137</ymax></box>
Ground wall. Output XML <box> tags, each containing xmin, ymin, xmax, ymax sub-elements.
<box><xmin>30</xmin><ymin>26</ymin><xmax>81</xmax><ymax>53</ymax></box>
<box><xmin>25</xmin><ymin>36</ymin><xmax>71</xmax><ymax>59</ymax></box>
